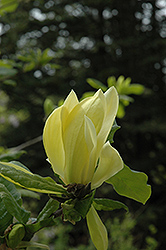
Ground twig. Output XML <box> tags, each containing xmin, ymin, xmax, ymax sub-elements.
<box><xmin>9</xmin><ymin>136</ymin><xmax>42</xmax><ymax>151</ymax></box>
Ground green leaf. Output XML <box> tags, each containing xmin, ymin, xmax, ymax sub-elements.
<box><xmin>0</xmin><ymin>150</ymin><xmax>25</xmax><ymax>162</ymax></box>
<box><xmin>93</xmin><ymin>198</ymin><xmax>128</xmax><ymax>212</ymax></box>
<box><xmin>17</xmin><ymin>189</ymin><xmax>40</xmax><ymax>200</ymax></box>
<box><xmin>10</xmin><ymin>160</ymin><xmax>32</xmax><ymax>172</ymax></box>
<box><xmin>126</xmin><ymin>84</ymin><xmax>145</xmax><ymax>95</ymax></box>
<box><xmin>44</xmin><ymin>98</ymin><xmax>55</xmax><ymax>117</ymax></box>
<box><xmin>0</xmin><ymin>67</ymin><xmax>17</xmax><ymax>76</ymax></box>
<box><xmin>0</xmin><ymin>205</ymin><xmax>13</xmax><ymax>237</ymax></box>
<box><xmin>0</xmin><ymin>161</ymin><xmax>67</xmax><ymax>195</ymax></box>
<box><xmin>117</xmin><ymin>102</ymin><xmax>125</xmax><ymax>118</ymax></box>
<box><xmin>0</xmin><ymin>0</ymin><xmax>18</xmax><ymax>16</ymax></box>
<box><xmin>62</xmin><ymin>199</ymin><xmax>81</xmax><ymax>224</ymax></box>
<box><xmin>74</xmin><ymin>191</ymin><xmax>95</xmax><ymax>218</ymax></box>
<box><xmin>17</xmin><ymin>54</ymin><xmax>32</xmax><ymax>62</ymax></box>
<box><xmin>3</xmin><ymin>79</ymin><xmax>17</xmax><ymax>86</ymax></box>
<box><xmin>108</xmin><ymin>119</ymin><xmax>120</xmax><ymax>143</ymax></box>
<box><xmin>119</xmin><ymin>95</ymin><xmax>134</xmax><ymax>103</ymax></box>
<box><xmin>106</xmin><ymin>165</ymin><xmax>151</xmax><ymax>204</ymax></box>
<box><xmin>0</xmin><ymin>176</ymin><xmax>22</xmax><ymax>236</ymax></box>
<box><xmin>49</xmin><ymin>63</ymin><xmax>61</xmax><ymax>69</ymax></box>
<box><xmin>18</xmin><ymin>241</ymin><xmax>50</xmax><ymax>250</ymax></box>
<box><xmin>37</xmin><ymin>198</ymin><xmax>59</xmax><ymax>222</ymax></box>
<box><xmin>116</xmin><ymin>75</ymin><xmax>125</xmax><ymax>92</ymax></box>
<box><xmin>40</xmin><ymin>48</ymin><xmax>55</xmax><ymax>64</ymax></box>
<box><xmin>0</xmin><ymin>60</ymin><xmax>12</xmax><ymax>68</ymax></box>
<box><xmin>81</xmin><ymin>91</ymin><xmax>94</xmax><ymax>100</ymax></box>
<box><xmin>107</xmin><ymin>76</ymin><xmax>116</xmax><ymax>88</ymax></box>
<box><xmin>86</xmin><ymin>78</ymin><xmax>107</xmax><ymax>91</ymax></box>
<box><xmin>6</xmin><ymin>223</ymin><xmax>25</xmax><ymax>249</ymax></box>
<box><xmin>23</xmin><ymin>199</ymin><xmax>59</xmax><ymax>236</ymax></box>
<box><xmin>0</xmin><ymin>183</ymin><xmax>31</xmax><ymax>224</ymax></box>
<box><xmin>23</xmin><ymin>62</ymin><xmax>36</xmax><ymax>72</ymax></box>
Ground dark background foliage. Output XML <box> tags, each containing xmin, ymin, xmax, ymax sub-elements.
<box><xmin>0</xmin><ymin>0</ymin><xmax>166</xmax><ymax>249</ymax></box>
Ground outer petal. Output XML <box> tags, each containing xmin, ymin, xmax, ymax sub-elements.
<box><xmin>80</xmin><ymin>89</ymin><xmax>106</xmax><ymax>135</ymax></box>
<box><xmin>86</xmin><ymin>205</ymin><xmax>108</xmax><ymax>250</ymax></box>
<box><xmin>43</xmin><ymin>90</ymin><xmax>79</xmax><ymax>180</ymax></box>
<box><xmin>63</xmin><ymin>103</ymin><xmax>89</xmax><ymax>184</ymax></box>
<box><xmin>97</xmin><ymin>87</ymin><xmax>119</xmax><ymax>150</ymax></box>
<box><xmin>43</xmin><ymin>106</ymin><xmax>65</xmax><ymax>178</ymax></box>
<box><xmin>91</xmin><ymin>141</ymin><xmax>123</xmax><ymax>189</ymax></box>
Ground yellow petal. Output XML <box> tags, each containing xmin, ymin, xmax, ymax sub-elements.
<box><xmin>63</xmin><ymin>103</ymin><xmax>89</xmax><ymax>184</ymax></box>
<box><xmin>61</xmin><ymin>90</ymin><xmax>79</xmax><ymax>127</ymax></box>
<box><xmin>97</xmin><ymin>87</ymin><xmax>119</xmax><ymax>149</ymax></box>
<box><xmin>64</xmin><ymin>89</ymin><xmax>79</xmax><ymax>111</ymax></box>
<box><xmin>82</xmin><ymin>115</ymin><xmax>97</xmax><ymax>183</ymax></box>
<box><xmin>84</xmin><ymin>115</ymin><xmax>97</xmax><ymax>153</ymax></box>
<box><xmin>43</xmin><ymin>106</ymin><xmax>65</xmax><ymax>178</ymax></box>
<box><xmin>91</xmin><ymin>141</ymin><xmax>123</xmax><ymax>189</ymax></box>
<box><xmin>80</xmin><ymin>89</ymin><xmax>106</xmax><ymax>135</ymax></box>
<box><xmin>86</xmin><ymin>205</ymin><xmax>108</xmax><ymax>250</ymax></box>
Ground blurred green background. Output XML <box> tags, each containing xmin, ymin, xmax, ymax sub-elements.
<box><xmin>0</xmin><ymin>0</ymin><xmax>165</xmax><ymax>249</ymax></box>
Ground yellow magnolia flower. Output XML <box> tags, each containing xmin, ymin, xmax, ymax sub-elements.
<box><xmin>43</xmin><ymin>87</ymin><xmax>123</xmax><ymax>250</ymax></box>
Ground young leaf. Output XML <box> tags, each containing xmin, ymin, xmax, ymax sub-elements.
<box><xmin>93</xmin><ymin>198</ymin><xmax>128</xmax><ymax>212</ymax></box>
<box><xmin>86</xmin><ymin>78</ymin><xmax>107</xmax><ymax>91</ymax></box>
<box><xmin>107</xmin><ymin>76</ymin><xmax>116</xmax><ymax>88</ymax></box>
<box><xmin>106</xmin><ymin>165</ymin><xmax>151</xmax><ymax>204</ymax></box>
<box><xmin>44</xmin><ymin>98</ymin><xmax>55</xmax><ymax>117</ymax></box>
<box><xmin>126</xmin><ymin>84</ymin><xmax>145</xmax><ymax>95</ymax></box>
<box><xmin>0</xmin><ymin>184</ymin><xmax>30</xmax><ymax>224</ymax></box>
<box><xmin>0</xmin><ymin>161</ymin><xmax>67</xmax><ymax>195</ymax></box>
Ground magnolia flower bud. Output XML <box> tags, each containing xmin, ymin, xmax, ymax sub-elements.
<box><xmin>43</xmin><ymin>87</ymin><xmax>123</xmax><ymax>188</ymax></box>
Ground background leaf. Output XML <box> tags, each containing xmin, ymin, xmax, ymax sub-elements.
<box><xmin>86</xmin><ymin>78</ymin><xmax>107</xmax><ymax>91</ymax></box>
<box><xmin>0</xmin><ymin>0</ymin><xmax>18</xmax><ymax>16</ymax></box>
<box><xmin>17</xmin><ymin>241</ymin><xmax>50</xmax><ymax>250</ymax></box>
<box><xmin>0</xmin><ymin>151</ymin><xmax>26</xmax><ymax>162</ymax></box>
<box><xmin>0</xmin><ymin>67</ymin><xmax>17</xmax><ymax>77</ymax></box>
<box><xmin>106</xmin><ymin>165</ymin><xmax>151</xmax><ymax>204</ymax></box>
